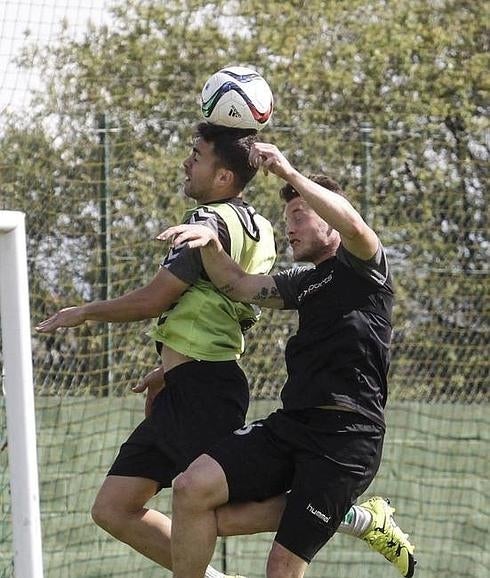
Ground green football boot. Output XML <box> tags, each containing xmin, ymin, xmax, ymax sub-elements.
<box><xmin>360</xmin><ymin>496</ymin><xmax>416</xmax><ymax>577</ymax></box>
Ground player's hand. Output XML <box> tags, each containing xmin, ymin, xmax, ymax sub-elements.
<box><xmin>36</xmin><ymin>306</ymin><xmax>86</xmax><ymax>333</ymax></box>
<box><xmin>132</xmin><ymin>366</ymin><xmax>166</xmax><ymax>417</ymax></box>
<box><xmin>157</xmin><ymin>224</ymin><xmax>221</xmax><ymax>251</ymax></box>
<box><xmin>249</xmin><ymin>142</ymin><xmax>295</xmax><ymax>180</ymax></box>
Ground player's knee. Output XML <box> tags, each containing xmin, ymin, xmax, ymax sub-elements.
<box><xmin>172</xmin><ymin>469</ymin><xmax>207</xmax><ymax>510</ymax></box>
<box><xmin>173</xmin><ymin>458</ymin><xmax>226</xmax><ymax>511</ymax></box>
<box><xmin>91</xmin><ymin>497</ymin><xmax>115</xmax><ymax>531</ymax></box>
<box><xmin>91</xmin><ymin>494</ymin><xmax>127</xmax><ymax>535</ymax></box>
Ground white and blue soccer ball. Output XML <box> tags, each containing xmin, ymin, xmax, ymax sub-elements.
<box><xmin>201</xmin><ymin>66</ymin><xmax>273</xmax><ymax>131</ymax></box>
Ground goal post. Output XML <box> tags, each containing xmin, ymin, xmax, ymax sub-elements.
<box><xmin>0</xmin><ymin>211</ymin><xmax>44</xmax><ymax>578</ymax></box>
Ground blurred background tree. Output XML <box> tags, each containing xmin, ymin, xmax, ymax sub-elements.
<box><xmin>1</xmin><ymin>0</ymin><xmax>487</xmax><ymax>401</ymax></box>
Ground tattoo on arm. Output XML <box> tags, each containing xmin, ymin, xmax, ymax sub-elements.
<box><xmin>253</xmin><ymin>284</ymin><xmax>280</xmax><ymax>301</ymax></box>
<box><xmin>217</xmin><ymin>279</ymin><xmax>280</xmax><ymax>304</ymax></box>
<box><xmin>218</xmin><ymin>283</ymin><xmax>235</xmax><ymax>297</ymax></box>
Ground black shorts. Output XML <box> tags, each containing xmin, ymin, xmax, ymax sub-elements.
<box><xmin>207</xmin><ymin>408</ymin><xmax>384</xmax><ymax>563</ymax></box>
<box><xmin>108</xmin><ymin>360</ymin><xmax>249</xmax><ymax>489</ymax></box>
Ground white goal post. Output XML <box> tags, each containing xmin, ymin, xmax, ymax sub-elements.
<box><xmin>0</xmin><ymin>211</ymin><xmax>44</xmax><ymax>578</ymax></box>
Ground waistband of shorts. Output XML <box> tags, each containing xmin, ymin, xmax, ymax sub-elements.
<box><xmin>164</xmin><ymin>359</ymin><xmax>240</xmax><ymax>382</ymax></box>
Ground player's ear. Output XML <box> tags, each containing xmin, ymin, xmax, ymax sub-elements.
<box><xmin>215</xmin><ymin>167</ymin><xmax>234</xmax><ymax>189</ymax></box>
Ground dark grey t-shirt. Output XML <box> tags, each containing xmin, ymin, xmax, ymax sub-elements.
<box><xmin>161</xmin><ymin>197</ymin><xmax>263</xmax><ymax>284</ymax></box>
<box><xmin>161</xmin><ymin>206</ymin><xmax>230</xmax><ymax>284</ymax></box>
<box><xmin>272</xmin><ymin>243</ymin><xmax>393</xmax><ymax>428</ymax></box>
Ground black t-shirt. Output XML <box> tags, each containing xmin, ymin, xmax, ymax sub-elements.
<box><xmin>273</xmin><ymin>244</ymin><xmax>393</xmax><ymax>428</ymax></box>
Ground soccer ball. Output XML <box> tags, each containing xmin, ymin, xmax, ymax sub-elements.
<box><xmin>201</xmin><ymin>66</ymin><xmax>273</xmax><ymax>131</ymax></box>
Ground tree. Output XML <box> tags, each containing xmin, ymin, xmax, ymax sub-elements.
<box><xmin>2</xmin><ymin>0</ymin><xmax>487</xmax><ymax>400</ymax></box>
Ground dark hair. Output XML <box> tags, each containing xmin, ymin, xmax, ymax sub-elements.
<box><xmin>279</xmin><ymin>174</ymin><xmax>346</xmax><ymax>202</ymax></box>
<box><xmin>195</xmin><ymin>122</ymin><xmax>258</xmax><ymax>191</ymax></box>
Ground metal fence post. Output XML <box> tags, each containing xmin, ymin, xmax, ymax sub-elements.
<box><xmin>97</xmin><ymin>113</ymin><xmax>113</xmax><ymax>396</ymax></box>
<box><xmin>360</xmin><ymin>122</ymin><xmax>373</xmax><ymax>224</ymax></box>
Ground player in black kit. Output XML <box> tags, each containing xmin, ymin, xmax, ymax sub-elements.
<box><xmin>161</xmin><ymin>142</ymin><xmax>416</xmax><ymax>578</ymax></box>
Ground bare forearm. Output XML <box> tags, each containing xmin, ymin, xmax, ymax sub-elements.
<box><xmin>82</xmin><ymin>269</ymin><xmax>188</xmax><ymax>323</ymax></box>
<box><xmin>200</xmin><ymin>244</ymin><xmax>248</xmax><ymax>301</ymax></box>
<box><xmin>82</xmin><ymin>289</ymin><xmax>162</xmax><ymax>323</ymax></box>
<box><xmin>200</xmin><ymin>245</ymin><xmax>282</xmax><ymax>308</ymax></box>
<box><xmin>36</xmin><ymin>268</ymin><xmax>187</xmax><ymax>334</ymax></box>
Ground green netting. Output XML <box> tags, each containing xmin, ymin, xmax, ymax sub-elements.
<box><xmin>0</xmin><ymin>1</ymin><xmax>488</xmax><ymax>577</ymax></box>
<box><xmin>8</xmin><ymin>118</ymin><xmax>485</xmax><ymax>404</ymax></box>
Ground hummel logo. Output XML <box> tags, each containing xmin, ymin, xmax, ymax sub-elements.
<box><xmin>228</xmin><ymin>105</ymin><xmax>242</xmax><ymax>118</ymax></box>
<box><xmin>306</xmin><ymin>503</ymin><xmax>331</xmax><ymax>524</ymax></box>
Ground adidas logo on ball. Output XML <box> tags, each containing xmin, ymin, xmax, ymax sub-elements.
<box><xmin>228</xmin><ymin>105</ymin><xmax>241</xmax><ymax>118</ymax></box>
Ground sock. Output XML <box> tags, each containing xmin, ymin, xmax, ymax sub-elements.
<box><xmin>338</xmin><ymin>505</ymin><xmax>372</xmax><ymax>537</ymax></box>
<box><xmin>205</xmin><ymin>566</ymin><xmax>224</xmax><ymax>578</ymax></box>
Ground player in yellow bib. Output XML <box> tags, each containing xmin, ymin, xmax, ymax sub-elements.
<box><xmin>37</xmin><ymin>123</ymin><xmax>275</xmax><ymax>578</ymax></box>
<box><xmin>150</xmin><ymin>200</ymin><xmax>274</xmax><ymax>361</ymax></box>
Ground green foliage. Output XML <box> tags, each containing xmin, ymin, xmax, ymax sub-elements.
<box><xmin>1</xmin><ymin>0</ymin><xmax>487</xmax><ymax>401</ymax></box>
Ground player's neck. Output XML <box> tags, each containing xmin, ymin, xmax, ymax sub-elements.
<box><xmin>201</xmin><ymin>190</ymin><xmax>242</xmax><ymax>204</ymax></box>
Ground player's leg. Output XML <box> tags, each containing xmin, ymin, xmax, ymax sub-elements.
<box><xmin>92</xmin><ymin>473</ymin><xmax>247</xmax><ymax>578</ymax></box>
<box><xmin>216</xmin><ymin>491</ymin><xmax>415</xmax><ymax>577</ymax></box>
<box><xmin>213</xmin><ymin>409</ymin><xmax>352</xmax><ymax>578</ymax></box>
<box><xmin>263</xmin><ymin>408</ymin><xmax>385</xmax><ymax>577</ymax></box>
<box><xmin>266</xmin><ymin>458</ymin><xmax>361</xmax><ymax>578</ymax></box>
<box><xmin>216</xmin><ymin>493</ymin><xmax>388</xmax><ymax>539</ymax></box>
<box><xmin>217</xmin><ymin>494</ymin><xmax>286</xmax><ymax>536</ymax></box>
<box><xmin>91</xmin><ymin>474</ymin><xmax>173</xmax><ymax>567</ymax></box>
<box><xmin>172</xmin><ymin>454</ymin><xmax>231</xmax><ymax>578</ymax></box>
<box><xmin>167</xmin><ymin>360</ymin><xmax>254</xmax><ymax>577</ymax></box>
<box><xmin>172</xmin><ymin>416</ymin><xmax>294</xmax><ymax>578</ymax></box>
<box><xmin>266</xmin><ymin>542</ymin><xmax>308</xmax><ymax>578</ymax></box>
<box><xmin>90</xmin><ymin>382</ymin><xmax>183</xmax><ymax>563</ymax></box>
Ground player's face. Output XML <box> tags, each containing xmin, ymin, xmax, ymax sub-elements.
<box><xmin>182</xmin><ymin>137</ymin><xmax>220</xmax><ymax>202</ymax></box>
<box><xmin>285</xmin><ymin>197</ymin><xmax>338</xmax><ymax>264</ymax></box>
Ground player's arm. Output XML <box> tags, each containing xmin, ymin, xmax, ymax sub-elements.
<box><xmin>35</xmin><ymin>268</ymin><xmax>189</xmax><ymax>333</ymax></box>
<box><xmin>158</xmin><ymin>225</ymin><xmax>284</xmax><ymax>309</ymax></box>
<box><xmin>250</xmin><ymin>143</ymin><xmax>379</xmax><ymax>260</ymax></box>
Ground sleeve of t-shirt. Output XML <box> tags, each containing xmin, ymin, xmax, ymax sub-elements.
<box><xmin>161</xmin><ymin>208</ymin><xmax>231</xmax><ymax>284</ymax></box>
<box><xmin>272</xmin><ymin>265</ymin><xmax>313</xmax><ymax>310</ymax></box>
<box><xmin>336</xmin><ymin>242</ymin><xmax>389</xmax><ymax>286</ymax></box>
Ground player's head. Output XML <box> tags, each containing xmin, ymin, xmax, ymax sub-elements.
<box><xmin>280</xmin><ymin>175</ymin><xmax>345</xmax><ymax>264</ymax></box>
<box><xmin>183</xmin><ymin>122</ymin><xmax>258</xmax><ymax>202</ymax></box>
